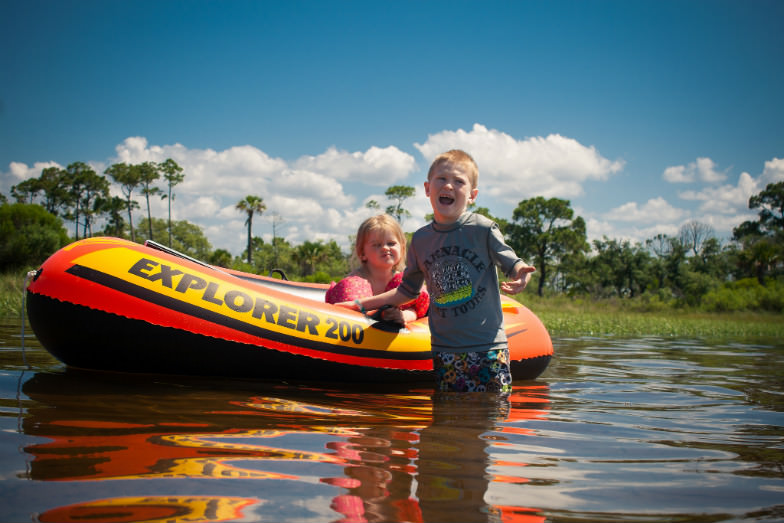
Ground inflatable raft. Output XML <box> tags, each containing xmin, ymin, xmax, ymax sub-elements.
<box><xmin>25</xmin><ymin>237</ymin><xmax>553</xmax><ymax>383</ymax></box>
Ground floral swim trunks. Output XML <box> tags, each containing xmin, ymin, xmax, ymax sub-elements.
<box><xmin>433</xmin><ymin>347</ymin><xmax>512</xmax><ymax>393</ymax></box>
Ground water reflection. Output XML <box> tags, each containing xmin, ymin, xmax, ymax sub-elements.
<box><xmin>20</xmin><ymin>369</ymin><xmax>549</xmax><ymax>523</ymax></box>
<box><xmin>417</xmin><ymin>393</ymin><xmax>510</xmax><ymax>523</ymax></box>
<box><xmin>37</xmin><ymin>496</ymin><xmax>258</xmax><ymax>523</ymax></box>
<box><xmin>6</xmin><ymin>317</ymin><xmax>783</xmax><ymax>521</ymax></box>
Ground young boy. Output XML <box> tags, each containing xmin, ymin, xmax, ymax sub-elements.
<box><xmin>340</xmin><ymin>149</ymin><xmax>535</xmax><ymax>392</ymax></box>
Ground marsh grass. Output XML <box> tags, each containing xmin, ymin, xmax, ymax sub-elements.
<box><xmin>521</xmin><ymin>294</ymin><xmax>784</xmax><ymax>338</ymax></box>
<box><xmin>3</xmin><ymin>271</ymin><xmax>782</xmax><ymax>339</ymax></box>
<box><xmin>1</xmin><ymin>272</ymin><xmax>29</xmax><ymax>318</ymax></box>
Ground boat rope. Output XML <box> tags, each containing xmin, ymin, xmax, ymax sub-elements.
<box><xmin>145</xmin><ymin>239</ymin><xmax>219</xmax><ymax>270</ymax></box>
<box><xmin>268</xmin><ymin>268</ymin><xmax>289</xmax><ymax>280</ymax></box>
<box><xmin>20</xmin><ymin>270</ymin><xmax>37</xmax><ymax>370</ymax></box>
<box><xmin>17</xmin><ymin>271</ymin><xmax>36</xmax><ymax>438</ymax></box>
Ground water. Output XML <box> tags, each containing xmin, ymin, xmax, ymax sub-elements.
<box><xmin>1</xmin><ymin>317</ymin><xmax>782</xmax><ymax>522</ymax></box>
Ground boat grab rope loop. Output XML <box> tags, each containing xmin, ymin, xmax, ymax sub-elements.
<box><xmin>20</xmin><ymin>270</ymin><xmax>38</xmax><ymax>370</ymax></box>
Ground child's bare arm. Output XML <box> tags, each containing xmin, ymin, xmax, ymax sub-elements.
<box><xmin>335</xmin><ymin>287</ymin><xmax>411</xmax><ymax>312</ymax></box>
<box><xmin>500</xmin><ymin>262</ymin><xmax>536</xmax><ymax>294</ymax></box>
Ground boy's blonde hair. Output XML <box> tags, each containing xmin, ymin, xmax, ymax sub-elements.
<box><xmin>353</xmin><ymin>214</ymin><xmax>407</xmax><ymax>272</ymax></box>
<box><xmin>427</xmin><ymin>149</ymin><xmax>479</xmax><ymax>189</ymax></box>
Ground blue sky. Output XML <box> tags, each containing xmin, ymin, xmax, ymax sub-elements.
<box><xmin>2</xmin><ymin>0</ymin><xmax>783</xmax><ymax>257</ymax></box>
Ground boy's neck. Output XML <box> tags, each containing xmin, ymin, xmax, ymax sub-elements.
<box><xmin>432</xmin><ymin>210</ymin><xmax>470</xmax><ymax>227</ymax></box>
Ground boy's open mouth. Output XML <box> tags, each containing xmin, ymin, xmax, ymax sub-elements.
<box><xmin>438</xmin><ymin>196</ymin><xmax>454</xmax><ymax>205</ymax></box>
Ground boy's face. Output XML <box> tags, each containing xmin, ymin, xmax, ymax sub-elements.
<box><xmin>424</xmin><ymin>161</ymin><xmax>478</xmax><ymax>224</ymax></box>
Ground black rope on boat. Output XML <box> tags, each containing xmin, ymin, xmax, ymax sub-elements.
<box><xmin>145</xmin><ymin>239</ymin><xmax>216</xmax><ymax>269</ymax></box>
<box><xmin>267</xmin><ymin>268</ymin><xmax>289</xmax><ymax>280</ymax></box>
<box><xmin>16</xmin><ymin>270</ymin><xmax>37</xmax><ymax>437</ymax></box>
<box><xmin>20</xmin><ymin>270</ymin><xmax>37</xmax><ymax>370</ymax></box>
<box><xmin>146</xmin><ymin>240</ymin><xmax>291</xmax><ymax>283</ymax></box>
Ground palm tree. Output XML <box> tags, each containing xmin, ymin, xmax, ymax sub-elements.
<box><xmin>105</xmin><ymin>162</ymin><xmax>141</xmax><ymax>242</ymax></box>
<box><xmin>236</xmin><ymin>195</ymin><xmax>266</xmax><ymax>264</ymax></box>
<box><xmin>295</xmin><ymin>241</ymin><xmax>328</xmax><ymax>276</ymax></box>
<box><xmin>384</xmin><ymin>185</ymin><xmax>415</xmax><ymax>222</ymax></box>
<box><xmin>137</xmin><ymin>162</ymin><xmax>161</xmax><ymax>241</ymax></box>
<box><xmin>159</xmin><ymin>158</ymin><xmax>185</xmax><ymax>247</ymax></box>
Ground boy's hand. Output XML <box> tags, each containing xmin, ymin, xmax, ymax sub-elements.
<box><xmin>500</xmin><ymin>264</ymin><xmax>536</xmax><ymax>295</ymax></box>
<box><xmin>380</xmin><ymin>306</ymin><xmax>407</xmax><ymax>326</ymax></box>
<box><xmin>333</xmin><ymin>301</ymin><xmax>407</xmax><ymax>326</ymax></box>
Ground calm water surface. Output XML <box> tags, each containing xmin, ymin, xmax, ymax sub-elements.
<box><xmin>1</xmin><ymin>318</ymin><xmax>782</xmax><ymax>523</ymax></box>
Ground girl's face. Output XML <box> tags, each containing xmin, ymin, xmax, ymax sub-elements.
<box><xmin>361</xmin><ymin>229</ymin><xmax>402</xmax><ymax>272</ymax></box>
<box><xmin>425</xmin><ymin>162</ymin><xmax>478</xmax><ymax>224</ymax></box>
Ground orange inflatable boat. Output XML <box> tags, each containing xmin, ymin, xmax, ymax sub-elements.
<box><xmin>25</xmin><ymin>237</ymin><xmax>553</xmax><ymax>383</ymax></box>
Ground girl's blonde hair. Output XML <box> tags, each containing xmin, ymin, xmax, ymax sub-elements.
<box><xmin>353</xmin><ymin>214</ymin><xmax>407</xmax><ymax>272</ymax></box>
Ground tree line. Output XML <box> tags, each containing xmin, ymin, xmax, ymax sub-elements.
<box><xmin>1</xmin><ymin>159</ymin><xmax>349</xmax><ymax>282</ymax></box>
<box><xmin>2</xmin><ymin>162</ymin><xmax>782</xmax><ymax>312</ymax></box>
<box><xmin>9</xmin><ymin>159</ymin><xmax>186</xmax><ymax>245</ymax></box>
<box><xmin>500</xmin><ymin>182</ymin><xmax>783</xmax><ymax>312</ymax></box>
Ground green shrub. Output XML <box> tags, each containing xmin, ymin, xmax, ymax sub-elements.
<box><xmin>759</xmin><ymin>279</ymin><xmax>784</xmax><ymax>312</ymax></box>
<box><xmin>301</xmin><ymin>271</ymin><xmax>332</xmax><ymax>284</ymax></box>
<box><xmin>701</xmin><ymin>277</ymin><xmax>784</xmax><ymax>312</ymax></box>
<box><xmin>681</xmin><ymin>271</ymin><xmax>719</xmax><ymax>307</ymax></box>
<box><xmin>0</xmin><ymin>203</ymin><xmax>69</xmax><ymax>271</ymax></box>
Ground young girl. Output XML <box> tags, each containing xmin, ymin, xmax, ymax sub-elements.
<box><xmin>326</xmin><ymin>214</ymin><xmax>428</xmax><ymax>324</ymax></box>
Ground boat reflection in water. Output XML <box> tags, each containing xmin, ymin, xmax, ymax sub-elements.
<box><xmin>23</xmin><ymin>369</ymin><xmax>549</xmax><ymax>523</ymax></box>
<box><xmin>36</xmin><ymin>496</ymin><xmax>257</xmax><ymax>523</ymax></box>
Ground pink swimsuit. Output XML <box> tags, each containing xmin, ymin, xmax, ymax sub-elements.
<box><xmin>325</xmin><ymin>273</ymin><xmax>429</xmax><ymax>319</ymax></box>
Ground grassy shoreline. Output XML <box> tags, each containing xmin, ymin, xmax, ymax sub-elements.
<box><xmin>3</xmin><ymin>272</ymin><xmax>782</xmax><ymax>339</ymax></box>
<box><xmin>519</xmin><ymin>295</ymin><xmax>784</xmax><ymax>339</ymax></box>
<box><xmin>1</xmin><ymin>271</ymin><xmax>32</xmax><ymax>320</ymax></box>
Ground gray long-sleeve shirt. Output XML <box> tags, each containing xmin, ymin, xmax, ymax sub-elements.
<box><xmin>398</xmin><ymin>212</ymin><xmax>524</xmax><ymax>353</ymax></box>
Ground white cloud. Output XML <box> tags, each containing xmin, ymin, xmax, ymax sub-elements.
<box><xmin>603</xmin><ymin>197</ymin><xmax>688</xmax><ymax>223</ymax></box>
<box><xmin>678</xmin><ymin>171</ymin><xmax>757</xmax><ymax>214</ymax></box>
<box><xmin>5</xmin><ymin>131</ymin><xmax>779</xmax><ymax>260</ymax></box>
<box><xmin>662</xmin><ymin>165</ymin><xmax>689</xmax><ymax>183</ymax></box>
<box><xmin>414</xmin><ymin>123</ymin><xmax>624</xmax><ymax>203</ymax></box>
<box><xmin>0</xmin><ymin>160</ymin><xmax>114</xmax><ymax>196</ymax></box>
<box><xmin>631</xmin><ymin>223</ymin><xmax>681</xmax><ymax>241</ymax></box>
<box><xmin>662</xmin><ymin>157</ymin><xmax>726</xmax><ymax>184</ymax></box>
<box><xmin>293</xmin><ymin>145</ymin><xmax>417</xmax><ymax>184</ymax></box>
<box><xmin>700</xmin><ymin>213</ymin><xmax>753</xmax><ymax>237</ymax></box>
<box><xmin>204</xmin><ymin>220</ymin><xmax>246</xmax><ymax>253</ymax></box>
<box><xmin>593</xmin><ymin>162</ymin><xmax>775</xmax><ymax>243</ymax></box>
<box><xmin>0</xmin><ymin>161</ymin><xmax>63</xmax><ymax>195</ymax></box>
<box><xmin>180</xmin><ymin>196</ymin><xmax>222</xmax><ymax>219</ymax></box>
<box><xmin>273</xmin><ymin>169</ymin><xmax>354</xmax><ymax>208</ymax></box>
<box><xmin>585</xmin><ymin>216</ymin><xmax>680</xmax><ymax>245</ymax></box>
<box><xmin>759</xmin><ymin>157</ymin><xmax>784</xmax><ymax>186</ymax></box>
<box><xmin>112</xmin><ymin>137</ymin><xmax>287</xmax><ymax>198</ymax></box>
<box><xmin>103</xmin><ymin>138</ymin><xmax>384</xmax><ymax>252</ymax></box>
<box><xmin>7</xmin><ymin>161</ymin><xmax>62</xmax><ymax>182</ymax></box>
<box><xmin>269</xmin><ymin>195</ymin><xmax>325</xmax><ymax>221</ymax></box>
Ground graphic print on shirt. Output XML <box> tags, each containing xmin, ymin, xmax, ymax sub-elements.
<box><xmin>422</xmin><ymin>242</ymin><xmax>490</xmax><ymax>318</ymax></box>
<box><xmin>430</xmin><ymin>257</ymin><xmax>474</xmax><ymax>307</ymax></box>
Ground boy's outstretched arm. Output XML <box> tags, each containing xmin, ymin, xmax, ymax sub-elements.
<box><xmin>500</xmin><ymin>262</ymin><xmax>536</xmax><ymax>295</ymax></box>
<box><xmin>335</xmin><ymin>287</ymin><xmax>411</xmax><ymax>312</ymax></box>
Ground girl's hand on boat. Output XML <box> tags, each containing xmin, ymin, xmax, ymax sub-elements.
<box><xmin>335</xmin><ymin>301</ymin><xmax>359</xmax><ymax>311</ymax></box>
